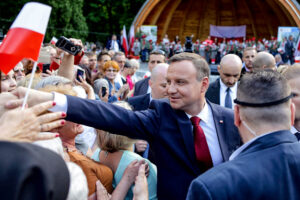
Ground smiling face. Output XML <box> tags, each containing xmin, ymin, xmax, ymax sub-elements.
<box><xmin>1</xmin><ymin>70</ymin><xmax>17</xmax><ymax>92</ymax></box>
<box><xmin>166</xmin><ymin>60</ymin><xmax>208</xmax><ymax>115</ymax></box>
<box><xmin>105</xmin><ymin>67</ymin><xmax>118</xmax><ymax>81</ymax></box>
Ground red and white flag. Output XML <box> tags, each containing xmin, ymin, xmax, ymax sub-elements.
<box><xmin>129</xmin><ymin>25</ymin><xmax>135</xmax><ymax>53</ymax></box>
<box><xmin>0</xmin><ymin>2</ymin><xmax>51</xmax><ymax>74</ymax></box>
<box><xmin>50</xmin><ymin>36</ymin><xmax>58</xmax><ymax>45</ymax></box>
<box><xmin>122</xmin><ymin>25</ymin><xmax>129</xmax><ymax>56</ymax></box>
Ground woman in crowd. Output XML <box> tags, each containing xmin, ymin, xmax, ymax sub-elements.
<box><xmin>1</xmin><ymin>70</ymin><xmax>16</xmax><ymax>93</ymax></box>
<box><xmin>40</xmin><ymin>85</ymin><xmax>114</xmax><ymax>196</ymax></box>
<box><xmin>92</xmin><ymin>101</ymin><xmax>157</xmax><ymax>200</ymax></box>
<box><xmin>103</xmin><ymin>61</ymin><xmax>127</xmax><ymax>102</ymax></box>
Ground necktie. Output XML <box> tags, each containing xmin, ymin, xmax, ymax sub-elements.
<box><xmin>190</xmin><ymin>116</ymin><xmax>213</xmax><ymax>170</ymax></box>
<box><xmin>225</xmin><ymin>87</ymin><xmax>232</xmax><ymax>109</ymax></box>
<box><xmin>295</xmin><ymin>132</ymin><xmax>300</xmax><ymax>141</ymax></box>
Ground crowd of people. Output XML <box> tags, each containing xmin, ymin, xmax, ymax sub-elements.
<box><xmin>1</xmin><ymin>32</ymin><xmax>300</xmax><ymax>200</ymax></box>
<box><xmin>129</xmin><ymin>34</ymin><xmax>298</xmax><ymax>66</ymax></box>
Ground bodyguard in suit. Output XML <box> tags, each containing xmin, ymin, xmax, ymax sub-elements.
<box><xmin>128</xmin><ymin>63</ymin><xmax>169</xmax><ymax>162</ymax></box>
<box><xmin>133</xmin><ymin>50</ymin><xmax>166</xmax><ymax>96</ymax></box>
<box><xmin>128</xmin><ymin>63</ymin><xmax>169</xmax><ymax>111</ymax></box>
<box><xmin>283</xmin><ymin>65</ymin><xmax>300</xmax><ymax>139</ymax></box>
<box><xmin>206</xmin><ymin>54</ymin><xmax>242</xmax><ymax>109</ymax></box>
<box><xmin>187</xmin><ymin>70</ymin><xmax>300</xmax><ymax>200</ymax></box>
<box><xmin>10</xmin><ymin>53</ymin><xmax>240</xmax><ymax>200</ymax></box>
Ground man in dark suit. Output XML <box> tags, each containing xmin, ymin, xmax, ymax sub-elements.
<box><xmin>133</xmin><ymin>50</ymin><xmax>166</xmax><ymax>96</ymax></box>
<box><xmin>285</xmin><ymin>35</ymin><xmax>295</xmax><ymax>65</ymax></box>
<box><xmin>128</xmin><ymin>63</ymin><xmax>169</xmax><ymax>161</ymax></box>
<box><xmin>10</xmin><ymin>53</ymin><xmax>240</xmax><ymax>200</ymax></box>
<box><xmin>187</xmin><ymin>70</ymin><xmax>300</xmax><ymax>200</ymax></box>
<box><xmin>206</xmin><ymin>54</ymin><xmax>242</xmax><ymax>109</ymax></box>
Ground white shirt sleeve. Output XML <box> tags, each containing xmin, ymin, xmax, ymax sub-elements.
<box><xmin>48</xmin><ymin>92</ymin><xmax>68</xmax><ymax>113</ymax></box>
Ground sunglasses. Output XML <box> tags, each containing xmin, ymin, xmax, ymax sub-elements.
<box><xmin>106</xmin><ymin>69</ymin><xmax>118</xmax><ymax>72</ymax></box>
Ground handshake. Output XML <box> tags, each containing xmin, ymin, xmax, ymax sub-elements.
<box><xmin>0</xmin><ymin>88</ymin><xmax>65</xmax><ymax>142</ymax></box>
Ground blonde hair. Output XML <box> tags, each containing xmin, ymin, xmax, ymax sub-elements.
<box><xmin>97</xmin><ymin>102</ymin><xmax>135</xmax><ymax>153</ymax></box>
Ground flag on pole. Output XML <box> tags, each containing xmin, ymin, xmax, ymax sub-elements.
<box><xmin>129</xmin><ymin>25</ymin><xmax>135</xmax><ymax>54</ymax></box>
<box><xmin>50</xmin><ymin>36</ymin><xmax>58</xmax><ymax>45</ymax></box>
<box><xmin>0</xmin><ymin>2</ymin><xmax>52</xmax><ymax>74</ymax></box>
<box><xmin>122</xmin><ymin>25</ymin><xmax>129</xmax><ymax>56</ymax></box>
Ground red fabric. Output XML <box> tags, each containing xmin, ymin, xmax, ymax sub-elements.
<box><xmin>74</xmin><ymin>51</ymin><xmax>84</xmax><ymax>65</ymax></box>
<box><xmin>50</xmin><ymin>61</ymin><xmax>60</xmax><ymax>71</ymax></box>
<box><xmin>0</xmin><ymin>27</ymin><xmax>44</xmax><ymax>74</ymax></box>
<box><xmin>126</xmin><ymin>75</ymin><xmax>134</xmax><ymax>90</ymax></box>
<box><xmin>190</xmin><ymin>116</ymin><xmax>213</xmax><ymax>170</ymax></box>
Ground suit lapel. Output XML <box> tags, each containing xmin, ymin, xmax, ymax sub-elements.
<box><xmin>215</xmin><ymin>78</ymin><xmax>221</xmax><ymax>105</ymax></box>
<box><xmin>175</xmin><ymin>110</ymin><xmax>199</xmax><ymax>173</ymax></box>
<box><xmin>142</xmin><ymin>77</ymin><xmax>150</xmax><ymax>94</ymax></box>
<box><xmin>208</xmin><ymin>101</ymin><xmax>228</xmax><ymax>161</ymax></box>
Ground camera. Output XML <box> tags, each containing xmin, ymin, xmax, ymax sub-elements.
<box><xmin>55</xmin><ymin>36</ymin><xmax>82</xmax><ymax>55</ymax></box>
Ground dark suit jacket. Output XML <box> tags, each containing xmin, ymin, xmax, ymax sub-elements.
<box><xmin>127</xmin><ymin>93</ymin><xmax>150</xmax><ymax>111</ymax></box>
<box><xmin>0</xmin><ymin>142</ymin><xmax>70</xmax><ymax>200</ymax></box>
<box><xmin>105</xmin><ymin>39</ymin><xmax>122</xmax><ymax>51</ymax></box>
<box><xmin>65</xmin><ymin>96</ymin><xmax>240</xmax><ymax>200</ymax></box>
<box><xmin>205</xmin><ymin>78</ymin><xmax>220</xmax><ymax>105</ymax></box>
<box><xmin>127</xmin><ymin>93</ymin><xmax>157</xmax><ymax>163</ymax></box>
<box><xmin>285</xmin><ymin>40</ymin><xmax>294</xmax><ymax>57</ymax></box>
<box><xmin>133</xmin><ymin>77</ymin><xmax>150</xmax><ymax>96</ymax></box>
<box><xmin>187</xmin><ymin>130</ymin><xmax>300</xmax><ymax>200</ymax></box>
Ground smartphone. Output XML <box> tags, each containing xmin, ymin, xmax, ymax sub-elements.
<box><xmin>55</xmin><ymin>36</ymin><xmax>82</xmax><ymax>55</ymax></box>
<box><xmin>76</xmin><ymin>68</ymin><xmax>84</xmax><ymax>81</ymax></box>
<box><xmin>42</xmin><ymin>64</ymin><xmax>50</xmax><ymax>73</ymax></box>
<box><xmin>101</xmin><ymin>86</ymin><xmax>107</xmax><ymax>97</ymax></box>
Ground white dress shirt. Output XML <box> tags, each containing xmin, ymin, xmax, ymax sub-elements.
<box><xmin>186</xmin><ymin>102</ymin><xmax>223</xmax><ymax>166</ymax></box>
<box><xmin>291</xmin><ymin>126</ymin><xmax>299</xmax><ymax>134</ymax></box>
<box><xmin>219</xmin><ymin>79</ymin><xmax>237</xmax><ymax>109</ymax></box>
<box><xmin>111</xmin><ymin>40</ymin><xmax>119</xmax><ymax>52</ymax></box>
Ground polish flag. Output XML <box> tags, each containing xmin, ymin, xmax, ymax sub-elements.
<box><xmin>50</xmin><ymin>36</ymin><xmax>58</xmax><ymax>45</ymax></box>
<box><xmin>129</xmin><ymin>25</ymin><xmax>135</xmax><ymax>54</ymax></box>
<box><xmin>122</xmin><ymin>25</ymin><xmax>129</xmax><ymax>57</ymax></box>
<box><xmin>0</xmin><ymin>2</ymin><xmax>51</xmax><ymax>74</ymax></box>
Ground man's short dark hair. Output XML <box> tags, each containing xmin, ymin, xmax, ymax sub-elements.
<box><xmin>112</xmin><ymin>52</ymin><xmax>125</xmax><ymax>61</ymax></box>
<box><xmin>169</xmin><ymin>52</ymin><xmax>210</xmax><ymax>81</ymax></box>
<box><xmin>97</xmin><ymin>51</ymin><xmax>110</xmax><ymax>61</ymax></box>
<box><xmin>243</xmin><ymin>47</ymin><xmax>256</xmax><ymax>55</ymax></box>
<box><xmin>237</xmin><ymin>71</ymin><xmax>291</xmax><ymax>126</ymax></box>
<box><xmin>85</xmin><ymin>52</ymin><xmax>96</xmax><ymax>58</ymax></box>
<box><xmin>150</xmin><ymin>50</ymin><xmax>165</xmax><ymax>57</ymax></box>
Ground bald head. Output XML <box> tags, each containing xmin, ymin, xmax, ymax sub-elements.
<box><xmin>149</xmin><ymin>63</ymin><xmax>169</xmax><ymax>99</ymax></box>
<box><xmin>218</xmin><ymin>54</ymin><xmax>242</xmax><ymax>87</ymax></box>
<box><xmin>253</xmin><ymin>52</ymin><xmax>276</xmax><ymax>71</ymax></box>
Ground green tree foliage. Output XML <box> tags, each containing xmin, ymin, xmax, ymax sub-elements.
<box><xmin>45</xmin><ymin>0</ymin><xmax>89</xmax><ymax>42</ymax></box>
<box><xmin>0</xmin><ymin>0</ymin><xmax>145</xmax><ymax>43</ymax></box>
<box><xmin>83</xmin><ymin>0</ymin><xmax>145</xmax><ymax>42</ymax></box>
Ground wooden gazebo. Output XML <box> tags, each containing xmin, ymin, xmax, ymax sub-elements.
<box><xmin>133</xmin><ymin>0</ymin><xmax>300</xmax><ymax>41</ymax></box>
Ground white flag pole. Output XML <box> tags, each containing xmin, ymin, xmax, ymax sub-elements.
<box><xmin>21</xmin><ymin>61</ymin><xmax>38</xmax><ymax>110</ymax></box>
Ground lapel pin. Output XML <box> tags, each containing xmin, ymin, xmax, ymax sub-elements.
<box><xmin>219</xmin><ymin>120</ymin><xmax>224</xmax><ymax>124</ymax></box>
